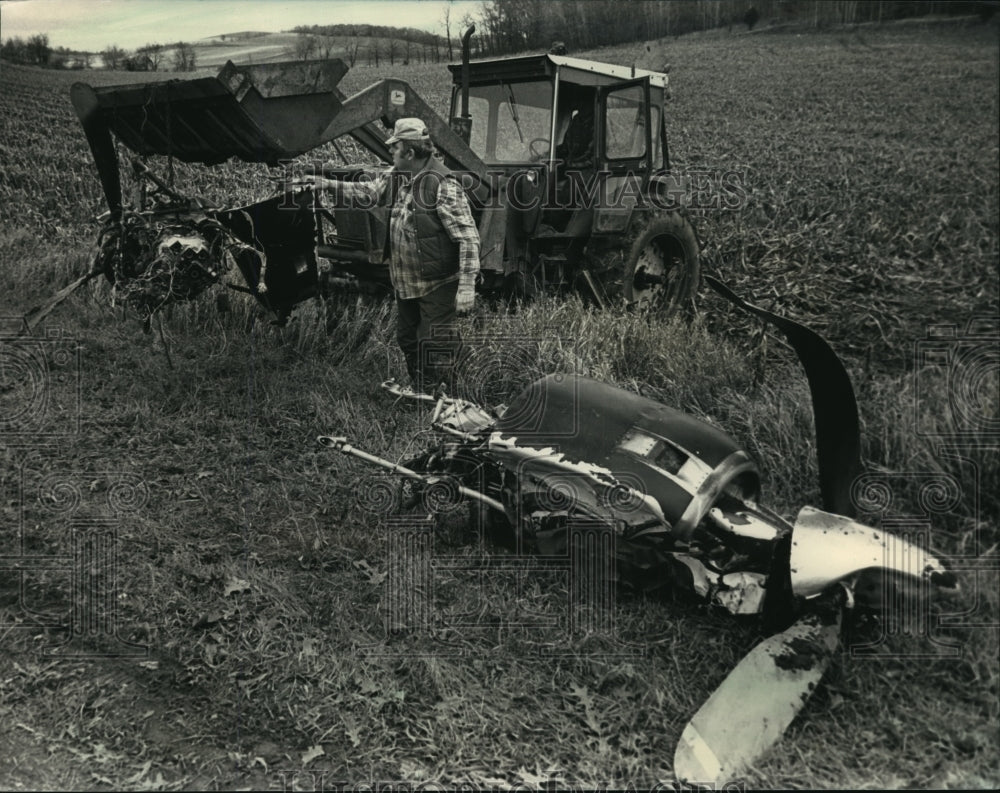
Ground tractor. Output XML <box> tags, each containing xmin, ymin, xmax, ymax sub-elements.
<box><xmin>69</xmin><ymin>29</ymin><xmax>699</xmax><ymax>324</ymax></box>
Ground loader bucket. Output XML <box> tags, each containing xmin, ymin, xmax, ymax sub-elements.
<box><xmin>71</xmin><ymin>59</ymin><xmax>351</xmax><ymax>215</ymax></box>
<box><xmin>213</xmin><ymin>190</ymin><xmax>320</xmax><ymax>324</ymax></box>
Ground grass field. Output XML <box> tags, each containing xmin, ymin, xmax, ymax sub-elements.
<box><xmin>1</xmin><ymin>19</ymin><xmax>998</xmax><ymax>791</ymax></box>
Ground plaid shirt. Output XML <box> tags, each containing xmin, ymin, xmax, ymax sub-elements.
<box><xmin>336</xmin><ymin>165</ymin><xmax>480</xmax><ymax>300</ymax></box>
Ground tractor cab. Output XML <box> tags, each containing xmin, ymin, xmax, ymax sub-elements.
<box><xmin>447</xmin><ymin>54</ymin><xmax>670</xmax><ymax>236</ymax></box>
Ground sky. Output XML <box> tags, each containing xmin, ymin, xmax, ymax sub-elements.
<box><xmin>0</xmin><ymin>0</ymin><xmax>483</xmax><ymax>51</ymax></box>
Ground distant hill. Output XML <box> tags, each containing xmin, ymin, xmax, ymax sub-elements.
<box><xmin>192</xmin><ymin>32</ymin><xmax>303</xmax><ymax>68</ymax></box>
<box><xmin>192</xmin><ymin>28</ymin><xmax>450</xmax><ymax>70</ymax></box>
<box><xmin>61</xmin><ymin>24</ymin><xmax>449</xmax><ymax>72</ymax></box>
<box><xmin>292</xmin><ymin>23</ymin><xmax>447</xmax><ymax>48</ymax></box>
<box><xmin>0</xmin><ymin>25</ymin><xmax>455</xmax><ymax>73</ymax></box>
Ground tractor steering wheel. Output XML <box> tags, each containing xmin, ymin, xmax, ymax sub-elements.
<box><xmin>528</xmin><ymin>137</ymin><xmax>551</xmax><ymax>161</ymax></box>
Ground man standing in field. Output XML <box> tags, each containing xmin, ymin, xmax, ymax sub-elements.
<box><xmin>296</xmin><ymin>118</ymin><xmax>479</xmax><ymax>394</ymax></box>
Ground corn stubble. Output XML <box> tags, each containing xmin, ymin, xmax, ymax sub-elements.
<box><xmin>0</xmin><ymin>23</ymin><xmax>997</xmax><ymax>790</ymax></box>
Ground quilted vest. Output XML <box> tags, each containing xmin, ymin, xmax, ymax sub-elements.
<box><xmin>382</xmin><ymin>158</ymin><xmax>460</xmax><ymax>278</ymax></box>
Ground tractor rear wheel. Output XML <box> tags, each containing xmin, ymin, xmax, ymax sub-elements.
<box><xmin>623</xmin><ymin>212</ymin><xmax>700</xmax><ymax>315</ymax></box>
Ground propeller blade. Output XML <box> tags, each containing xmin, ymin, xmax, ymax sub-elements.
<box><xmin>704</xmin><ymin>275</ymin><xmax>862</xmax><ymax>518</ymax></box>
<box><xmin>673</xmin><ymin>596</ymin><xmax>843</xmax><ymax>785</ymax></box>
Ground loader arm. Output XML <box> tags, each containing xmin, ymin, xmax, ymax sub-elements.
<box><xmin>321</xmin><ymin>79</ymin><xmax>493</xmax><ymax>200</ymax></box>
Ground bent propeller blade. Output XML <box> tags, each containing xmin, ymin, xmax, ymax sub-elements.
<box><xmin>673</xmin><ymin>601</ymin><xmax>842</xmax><ymax>785</ymax></box>
<box><xmin>704</xmin><ymin>275</ymin><xmax>862</xmax><ymax>517</ymax></box>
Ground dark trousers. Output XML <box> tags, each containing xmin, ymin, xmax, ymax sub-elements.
<box><xmin>396</xmin><ymin>280</ymin><xmax>461</xmax><ymax>393</ymax></box>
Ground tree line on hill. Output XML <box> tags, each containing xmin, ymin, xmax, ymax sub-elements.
<box><xmin>1</xmin><ymin>33</ymin><xmax>198</xmax><ymax>71</ymax></box>
<box><xmin>288</xmin><ymin>22</ymin><xmax>455</xmax><ymax>67</ymax></box>
<box><xmin>99</xmin><ymin>43</ymin><xmax>197</xmax><ymax>72</ymax></box>
<box><xmin>292</xmin><ymin>23</ymin><xmax>447</xmax><ymax>49</ymax></box>
<box><xmin>0</xmin><ymin>33</ymin><xmax>86</xmax><ymax>69</ymax></box>
<box><xmin>285</xmin><ymin>0</ymin><xmax>999</xmax><ymax>64</ymax></box>
<box><xmin>471</xmin><ymin>0</ymin><xmax>997</xmax><ymax>56</ymax></box>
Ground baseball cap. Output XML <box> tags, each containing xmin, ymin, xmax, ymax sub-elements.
<box><xmin>385</xmin><ymin>117</ymin><xmax>431</xmax><ymax>145</ymax></box>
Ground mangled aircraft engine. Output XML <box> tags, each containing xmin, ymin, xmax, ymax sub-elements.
<box><xmin>67</xmin><ymin>60</ymin><xmax>353</xmax><ymax>326</ymax></box>
<box><xmin>95</xmin><ymin>210</ymin><xmax>242</xmax><ymax>319</ymax></box>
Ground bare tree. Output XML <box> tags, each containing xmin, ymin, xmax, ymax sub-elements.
<box><xmin>386</xmin><ymin>38</ymin><xmax>398</xmax><ymax>66</ymax></box>
<box><xmin>2</xmin><ymin>37</ymin><xmax>27</xmax><ymax>64</ymax></box>
<box><xmin>345</xmin><ymin>39</ymin><xmax>361</xmax><ymax>67</ymax></box>
<box><xmin>171</xmin><ymin>42</ymin><xmax>196</xmax><ymax>72</ymax></box>
<box><xmin>101</xmin><ymin>45</ymin><xmax>127</xmax><ymax>70</ymax></box>
<box><xmin>124</xmin><ymin>52</ymin><xmax>151</xmax><ymax>71</ymax></box>
<box><xmin>443</xmin><ymin>2</ymin><xmax>454</xmax><ymax>59</ymax></box>
<box><xmin>138</xmin><ymin>43</ymin><xmax>163</xmax><ymax>71</ymax></box>
<box><xmin>292</xmin><ymin>33</ymin><xmax>318</xmax><ymax>60</ymax></box>
<box><xmin>317</xmin><ymin>35</ymin><xmax>336</xmax><ymax>59</ymax></box>
<box><xmin>27</xmin><ymin>33</ymin><xmax>51</xmax><ymax>65</ymax></box>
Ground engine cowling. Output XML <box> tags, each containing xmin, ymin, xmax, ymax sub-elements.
<box><xmin>494</xmin><ymin>374</ymin><xmax>761</xmax><ymax>538</ymax></box>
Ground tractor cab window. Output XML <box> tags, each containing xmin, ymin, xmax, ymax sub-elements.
<box><xmin>604</xmin><ymin>83</ymin><xmax>656</xmax><ymax>161</ymax></box>
<box><xmin>464</xmin><ymin>80</ymin><xmax>552</xmax><ymax>163</ymax></box>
